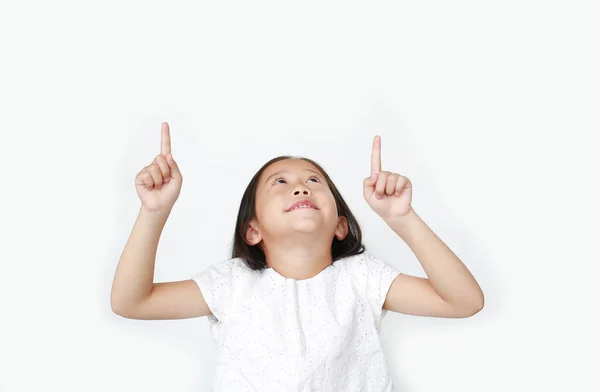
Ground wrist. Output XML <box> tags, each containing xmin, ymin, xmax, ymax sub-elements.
<box><xmin>385</xmin><ymin>208</ymin><xmax>419</xmax><ymax>235</ymax></box>
<box><xmin>139</xmin><ymin>204</ymin><xmax>172</xmax><ymax>221</ymax></box>
<box><xmin>386</xmin><ymin>207</ymin><xmax>417</xmax><ymax>225</ymax></box>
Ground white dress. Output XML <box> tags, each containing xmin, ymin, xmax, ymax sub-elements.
<box><xmin>192</xmin><ymin>251</ymin><xmax>401</xmax><ymax>392</ymax></box>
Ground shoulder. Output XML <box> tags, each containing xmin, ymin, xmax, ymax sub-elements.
<box><xmin>192</xmin><ymin>257</ymin><xmax>257</xmax><ymax>283</ymax></box>
<box><xmin>340</xmin><ymin>251</ymin><xmax>400</xmax><ymax>278</ymax></box>
<box><xmin>339</xmin><ymin>252</ymin><xmax>402</xmax><ymax>310</ymax></box>
<box><xmin>190</xmin><ymin>257</ymin><xmax>260</xmax><ymax>322</ymax></box>
<box><xmin>343</xmin><ymin>251</ymin><xmax>401</xmax><ymax>294</ymax></box>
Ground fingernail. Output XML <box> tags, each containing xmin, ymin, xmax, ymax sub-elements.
<box><xmin>164</xmin><ymin>177</ymin><xmax>170</xmax><ymax>183</ymax></box>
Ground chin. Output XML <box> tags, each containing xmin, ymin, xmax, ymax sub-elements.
<box><xmin>292</xmin><ymin>221</ymin><xmax>322</xmax><ymax>231</ymax></box>
<box><xmin>279</xmin><ymin>219</ymin><xmax>323</xmax><ymax>233</ymax></box>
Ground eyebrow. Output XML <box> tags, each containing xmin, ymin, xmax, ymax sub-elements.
<box><xmin>263</xmin><ymin>169</ymin><xmax>322</xmax><ymax>185</ymax></box>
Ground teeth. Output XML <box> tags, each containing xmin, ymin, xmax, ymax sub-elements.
<box><xmin>293</xmin><ymin>205</ymin><xmax>312</xmax><ymax>210</ymax></box>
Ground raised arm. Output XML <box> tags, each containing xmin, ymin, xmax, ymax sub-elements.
<box><xmin>110</xmin><ymin>122</ymin><xmax>211</xmax><ymax>320</ymax></box>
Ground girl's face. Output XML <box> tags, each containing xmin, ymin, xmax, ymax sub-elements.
<box><xmin>245</xmin><ymin>159</ymin><xmax>347</xmax><ymax>247</ymax></box>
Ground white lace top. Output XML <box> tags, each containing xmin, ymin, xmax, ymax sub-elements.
<box><xmin>192</xmin><ymin>252</ymin><xmax>401</xmax><ymax>391</ymax></box>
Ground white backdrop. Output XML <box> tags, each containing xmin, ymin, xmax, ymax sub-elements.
<box><xmin>1</xmin><ymin>1</ymin><xmax>598</xmax><ymax>391</ymax></box>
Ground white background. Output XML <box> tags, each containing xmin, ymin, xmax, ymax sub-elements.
<box><xmin>1</xmin><ymin>1</ymin><xmax>599</xmax><ymax>391</ymax></box>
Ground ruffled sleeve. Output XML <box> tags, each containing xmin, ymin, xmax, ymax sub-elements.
<box><xmin>348</xmin><ymin>252</ymin><xmax>402</xmax><ymax>319</ymax></box>
<box><xmin>191</xmin><ymin>258</ymin><xmax>249</xmax><ymax>322</ymax></box>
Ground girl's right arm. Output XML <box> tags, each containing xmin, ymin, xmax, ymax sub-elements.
<box><xmin>110</xmin><ymin>206</ymin><xmax>212</xmax><ymax>320</ymax></box>
<box><xmin>110</xmin><ymin>122</ymin><xmax>212</xmax><ymax>320</ymax></box>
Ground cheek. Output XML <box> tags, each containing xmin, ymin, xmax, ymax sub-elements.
<box><xmin>254</xmin><ymin>197</ymin><xmax>277</xmax><ymax>221</ymax></box>
<box><xmin>255</xmin><ymin>200</ymin><xmax>268</xmax><ymax>219</ymax></box>
<box><xmin>321</xmin><ymin>195</ymin><xmax>339</xmax><ymax>216</ymax></box>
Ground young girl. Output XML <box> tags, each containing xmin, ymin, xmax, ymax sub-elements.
<box><xmin>111</xmin><ymin>122</ymin><xmax>484</xmax><ymax>391</ymax></box>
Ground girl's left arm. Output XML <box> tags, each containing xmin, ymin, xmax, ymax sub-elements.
<box><xmin>383</xmin><ymin>208</ymin><xmax>485</xmax><ymax>318</ymax></box>
<box><xmin>364</xmin><ymin>135</ymin><xmax>483</xmax><ymax>318</ymax></box>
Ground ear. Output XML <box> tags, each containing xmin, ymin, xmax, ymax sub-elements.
<box><xmin>245</xmin><ymin>220</ymin><xmax>262</xmax><ymax>246</ymax></box>
<box><xmin>334</xmin><ymin>216</ymin><xmax>349</xmax><ymax>241</ymax></box>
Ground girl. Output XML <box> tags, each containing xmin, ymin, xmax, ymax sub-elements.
<box><xmin>111</xmin><ymin>122</ymin><xmax>484</xmax><ymax>391</ymax></box>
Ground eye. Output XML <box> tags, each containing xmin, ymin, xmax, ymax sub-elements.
<box><xmin>271</xmin><ymin>176</ymin><xmax>320</xmax><ymax>185</ymax></box>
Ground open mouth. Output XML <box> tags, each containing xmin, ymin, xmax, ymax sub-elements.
<box><xmin>289</xmin><ymin>205</ymin><xmax>317</xmax><ymax>211</ymax></box>
<box><xmin>286</xmin><ymin>199</ymin><xmax>319</xmax><ymax>212</ymax></box>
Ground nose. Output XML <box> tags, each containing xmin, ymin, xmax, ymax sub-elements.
<box><xmin>292</xmin><ymin>184</ymin><xmax>311</xmax><ymax>196</ymax></box>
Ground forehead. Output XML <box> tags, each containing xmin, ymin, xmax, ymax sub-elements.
<box><xmin>259</xmin><ymin>159</ymin><xmax>323</xmax><ymax>182</ymax></box>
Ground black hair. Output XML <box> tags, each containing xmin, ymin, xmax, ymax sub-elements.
<box><xmin>231</xmin><ymin>156</ymin><xmax>365</xmax><ymax>270</ymax></box>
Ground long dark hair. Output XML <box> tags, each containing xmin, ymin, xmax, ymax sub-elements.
<box><xmin>231</xmin><ymin>156</ymin><xmax>365</xmax><ymax>270</ymax></box>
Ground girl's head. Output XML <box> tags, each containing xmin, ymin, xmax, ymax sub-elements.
<box><xmin>231</xmin><ymin>156</ymin><xmax>365</xmax><ymax>270</ymax></box>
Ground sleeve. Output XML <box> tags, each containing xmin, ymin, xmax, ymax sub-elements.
<box><xmin>191</xmin><ymin>258</ymin><xmax>240</xmax><ymax>322</ymax></box>
<box><xmin>352</xmin><ymin>252</ymin><xmax>402</xmax><ymax>314</ymax></box>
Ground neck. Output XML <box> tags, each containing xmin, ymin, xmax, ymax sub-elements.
<box><xmin>263</xmin><ymin>238</ymin><xmax>332</xmax><ymax>280</ymax></box>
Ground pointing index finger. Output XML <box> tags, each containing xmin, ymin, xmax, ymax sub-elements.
<box><xmin>371</xmin><ymin>135</ymin><xmax>381</xmax><ymax>174</ymax></box>
<box><xmin>161</xmin><ymin>122</ymin><xmax>171</xmax><ymax>156</ymax></box>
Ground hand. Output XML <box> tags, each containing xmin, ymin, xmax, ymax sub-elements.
<box><xmin>363</xmin><ymin>135</ymin><xmax>413</xmax><ymax>220</ymax></box>
<box><xmin>135</xmin><ymin>122</ymin><xmax>183</xmax><ymax>212</ymax></box>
